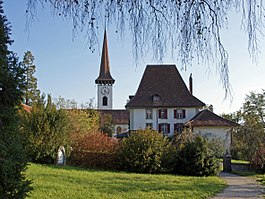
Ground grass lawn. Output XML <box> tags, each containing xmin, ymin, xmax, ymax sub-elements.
<box><xmin>257</xmin><ymin>174</ymin><xmax>265</xmax><ymax>186</ymax></box>
<box><xmin>26</xmin><ymin>164</ymin><xmax>226</xmax><ymax>199</ymax></box>
<box><xmin>231</xmin><ymin>159</ymin><xmax>250</xmax><ymax>164</ymax></box>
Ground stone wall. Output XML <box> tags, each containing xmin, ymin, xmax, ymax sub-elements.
<box><xmin>231</xmin><ymin>163</ymin><xmax>254</xmax><ymax>172</ymax></box>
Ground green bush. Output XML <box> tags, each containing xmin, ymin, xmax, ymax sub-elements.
<box><xmin>175</xmin><ymin>136</ymin><xmax>219</xmax><ymax>176</ymax></box>
<box><xmin>251</xmin><ymin>144</ymin><xmax>265</xmax><ymax>173</ymax></box>
<box><xmin>118</xmin><ymin>129</ymin><xmax>176</xmax><ymax>173</ymax></box>
<box><xmin>19</xmin><ymin>94</ymin><xmax>71</xmax><ymax>164</ymax></box>
<box><xmin>69</xmin><ymin>131</ymin><xmax>119</xmax><ymax>169</ymax></box>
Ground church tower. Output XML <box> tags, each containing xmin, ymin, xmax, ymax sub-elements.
<box><xmin>95</xmin><ymin>30</ymin><xmax>115</xmax><ymax>109</ymax></box>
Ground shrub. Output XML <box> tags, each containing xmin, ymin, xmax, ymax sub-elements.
<box><xmin>0</xmin><ymin>109</ymin><xmax>32</xmax><ymax>198</ymax></box>
<box><xmin>19</xmin><ymin>94</ymin><xmax>71</xmax><ymax>164</ymax></box>
<box><xmin>175</xmin><ymin>136</ymin><xmax>219</xmax><ymax>176</ymax></box>
<box><xmin>118</xmin><ymin>129</ymin><xmax>176</xmax><ymax>173</ymax></box>
<box><xmin>251</xmin><ymin>144</ymin><xmax>265</xmax><ymax>173</ymax></box>
<box><xmin>69</xmin><ymin>131</ymin><xmax>119</xmax><ymax>169</ymax></box>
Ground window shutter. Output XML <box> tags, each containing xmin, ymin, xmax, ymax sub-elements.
<box><xmin>158</xmin><ymin>110</ymin><xmax>161</xmax><ymax>118</ymax></box>
<box><xmin>174</xmin><ymin>110</ymin><xmax>177</xmax><ymax>118</ymax></box>
<box><xmin>174</xmin><ymin>123</ymin><xmax>177</xmax><ymax>131</ymax></box>
<box><xmin>165</xmin><ymin>109</ymin><xmax>168</xmax><ymax>119</ymax></box>
<box><xmin>182</xmin><ymin>110</ymin><xmax>186</xmax><ymax>118</ymax></box>
<box><xmin>158</xmin><ymin>124</ymin><xmax>162</xmax><ymax>133</ymax></box>
<box><xmin>167</xmin><ymin>124</ymin><xmax>170</xmax><ymax>134</ymax></box>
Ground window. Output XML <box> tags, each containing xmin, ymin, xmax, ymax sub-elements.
<box><xmin>146</xmin><ymin>123</ymin><xmax>153</xmax><ymax>129</ymax></box>
<box><xmin>174</xmin><ymin>123</ymin><xmax>183</xmax><ymax>133</ymax></box>
<box><xmin>174</xmin><ymin>109</ymin><xmax>186</xmax><ymax>119</ymax></box>
<box><xmin>158</xmin><ymin>123</ymin><xmax>170</xmax><ymax>135</ymax></box>
<box><xmin>152</xmin><ymin>94</ymin><xmax>160</xmax><ymax>101</ymax></box>
<box><xmin>102</xmin><ymin>96</ymin><xmax>108</xmax><ymax>106</ymax></box>
<box><xmin>146</xmin><ymin>109</ymin><xmax>152</xmax><ymax>119</ymax></box>
<box><xmin>116</xmin><ymin>126</ymin><xmax>122</xmax><ymax>134</ymax></box>
<box><xmin>158</xmin><ymin>109</ymin><xmax>167</xmax><ymax>119</ymax></box>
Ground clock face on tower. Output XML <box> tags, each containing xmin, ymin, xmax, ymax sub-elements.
<box><xmin>101</xmin><ymin>86</ymin><xmax>110</xmax><ymax>95</ymax></box>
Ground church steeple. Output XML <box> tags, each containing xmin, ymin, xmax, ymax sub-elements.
<box><xmin>96</xmin><ymin>30</ymin><xmax>114</xmax><ymax>110</ymax></box>
<box><xmin>95</xmin><ymin>30</ymin><xmax>115</xmax><ymax>85</ymax></box>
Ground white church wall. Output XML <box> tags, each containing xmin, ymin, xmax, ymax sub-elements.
<box><xmin>97</xmin><ymin>84</ymin><xmax>113</xmax><ymax>110</ymax></box>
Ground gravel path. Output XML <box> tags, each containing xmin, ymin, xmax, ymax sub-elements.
<box><xmin>210</xmin><ymin>172</ymin><xmax>264</xmax><ymax>199</ymax></box>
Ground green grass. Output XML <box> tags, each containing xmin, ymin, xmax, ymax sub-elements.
<box><xmin>231</xmin><ymin>159</ymin><xmax>250</xmax><ymax>164</ymax></box>
<box><xmin>26</xmin><ymin>164</ymin><xmax>226</xmax><ymax>199</ymax></box>
<box><xmin>256</xmin><ymin>174</ymin><xmax>265</xmax><ymax>186</ymax></box>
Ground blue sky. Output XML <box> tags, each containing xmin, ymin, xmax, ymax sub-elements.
<box><xmin>4</xmin><ymin>1</ymin><xmax>265</xmax><ymax>114</ymax></box>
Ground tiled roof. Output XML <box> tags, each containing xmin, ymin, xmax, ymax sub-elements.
<box><xmin>126</xmin><ymin>65</ymin><xmax>205</xmax><ymax>108</ymax></box>
<box><xmin>95</xmin><ymin>30</ymin><xmax>115</xmax><ymax>85</ymax></box>
<box><xmin>98</xmin><ymin>109</ymin><xmax>129</xmax><ymax>125</ymax></box>
<box><xmin>185</xmin><ymin>109</ymin><xmax>239</xmax><ymax>127</ymax></box>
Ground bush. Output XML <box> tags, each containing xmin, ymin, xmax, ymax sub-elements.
<box><xmin>175</xmin><ymin>136</ymin><xmax>219</xmax><ymax>176</ymax></box>
<box><xmin>0</xmin><ymin>110</ymin><xmax>32</xmax><ymax>198</ymax></box>
<box><xmin>69</xmin><ymin>131</ymin><xmax>119</xmax><ymax>169</ymax></box>
<box><xmin>118</xmin><ymin>129</ymin><xmax>176</xmax><ymax>173</ymax></box>
<box><xmin>19</xmin><ymin>94</ymin><xmax>71</xmax><ymax>164</ymax></box>
<box><xmin>251</xmin><ymin>144</ymin><xmax>265</xmax><ymax>173</ymax></box>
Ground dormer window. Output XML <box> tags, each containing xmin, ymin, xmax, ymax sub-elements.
<box><xmin>152</xmin><ymin>94</ymin><xmax>160</xmax><ymax>101</ymax></box>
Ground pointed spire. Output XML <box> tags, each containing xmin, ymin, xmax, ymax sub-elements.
<box><xmin>95</xmin><ymin>30</ymin><xmax>115</xmax><ymax>85</ymax></box>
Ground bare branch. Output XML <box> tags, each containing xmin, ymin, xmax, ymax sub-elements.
<box><xmin>25</xmin><ymin>0</ymin><xmax>265</xmax><ymax>97</ymax></box>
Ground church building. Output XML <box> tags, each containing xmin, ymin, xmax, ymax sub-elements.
<box><xmin>95</xmin><ymin>31</ymin><xmax>129</xmax><ymax>135</ymax></box>
<box><xmin>95</xmin><ymin>31</ymin><xmax>238</xmax><ymax>152</ymax></box>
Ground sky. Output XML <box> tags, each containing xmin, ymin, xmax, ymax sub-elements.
<box><xmin>4</xmin><ymin>1</ymin><xmax>265</xmax><ymax>114</ymax></box>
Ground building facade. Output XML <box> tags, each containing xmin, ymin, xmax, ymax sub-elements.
<box><xmin>126</xmin><ymin>65</ymin><xmax>205</xmax><ymax>136</ymax></box>
<box><xmin>125</xmin><ymin>64</ymin><xmax>238</xmax><ymax>152</ymax></box>
<box><xmin>94</xmin><ymin>31</ymin><xmax>237</xmax><ymax>153</ymax></box>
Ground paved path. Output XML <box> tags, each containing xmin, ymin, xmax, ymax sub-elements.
<box><xmin>210</xmin><ymin>172</ymin><xmax>264</xmax><ymax>199</ymax></box>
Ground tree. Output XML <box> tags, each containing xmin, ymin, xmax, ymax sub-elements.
<box><xmin>20</xmin><ymin>94</ymin><xmax>71</xmax><ymax>164</ymax></box>
<box><xmin>0</xmin><ymin>0</ymin><xmax>32</xmax><ymax>197</ymax></box>
<box><xmin>25</xmin><ymin>0</ymin><xmax>265</xmax><ymax>96</ymax></box>
<box><xmin>239</xmin><ymin>91</ymin><xmax>265</xmax><ymax>162</ymax></box>
<box><xmin>22</xmin><ymin>51</ymin><xmax>40</xmax><ymax>105</ymax></box>
<box><xmin>227</xmin><ymin>90</ymin><xmax>265</xmax><ymax>163</ymax></box>
<box><xmin>54</xmin><ymin>97</ymin><xmax>100</xmax><ymax>135</ymax></box>
<box><xmin>99</xmin><ymin>113</ymin><xmax>114</xmax><ymax>137</ymax></box>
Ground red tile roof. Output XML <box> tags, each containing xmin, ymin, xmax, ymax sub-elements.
<box><xmin>185</xmin><ymin>109</ymin><xmax>239</xmax><ymax>127</ymax></box>
<box><xmin>126</xmin><ymin>65</ymin><xmax>205</xmax><ymax>108</ymax></box>
<box><xmin>98</xmin><ymin>109</ymin><xmax>129</xmax><ymax>125</ymax></box>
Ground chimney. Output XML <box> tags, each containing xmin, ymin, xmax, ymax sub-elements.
<box><xmin>189</xmin><ymin>73</ymin><xmax>193</xmax><ymax>95</ymax></box>
<box><xmin>129</xmin><ymin>95</ymin><xmax>135</xmax><ymax>100</ymax></box>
